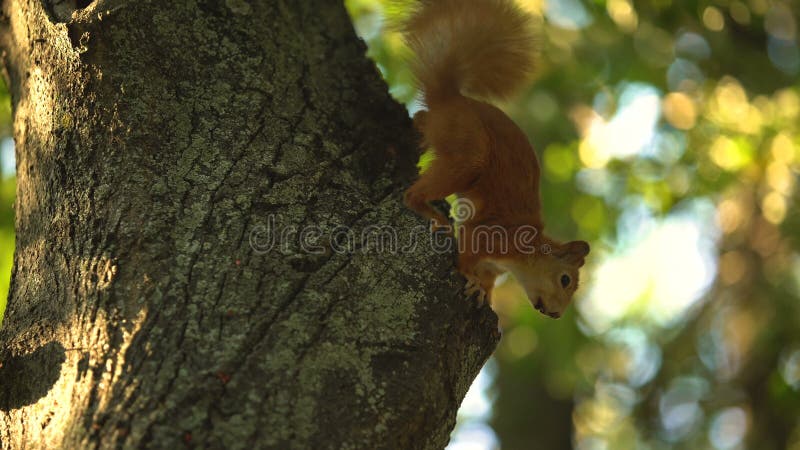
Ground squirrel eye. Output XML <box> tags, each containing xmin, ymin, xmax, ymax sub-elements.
<box><xmin>560</xmin><ymin>274</ymin><xmax>571</xmax><ymax>288</ymax></box>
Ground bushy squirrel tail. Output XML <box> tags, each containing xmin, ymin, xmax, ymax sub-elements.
<box><xmin>402</xmin><ymin>0</ymin><xmax>537</xmax><ymax>105</ymax></box>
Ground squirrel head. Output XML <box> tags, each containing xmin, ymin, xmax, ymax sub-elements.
<box><xmin>498</xmin><ymin>240</ymin><xmax>590</xmax><ymax>319</ymax></box>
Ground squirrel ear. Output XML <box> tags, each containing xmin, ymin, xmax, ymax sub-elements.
<box><xmin>555</xmin><ymin>240</ymin><xmax>590</xmax><ymax>266</ymax></box>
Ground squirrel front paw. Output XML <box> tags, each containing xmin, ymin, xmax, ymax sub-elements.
<box><xmin>464</xmin><ymin>276</ymin><xmax>488</xmax><ymax>305</ymax></box>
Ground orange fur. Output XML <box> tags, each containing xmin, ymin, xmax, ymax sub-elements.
<box><xmin>402</xmin><ymin>0</ymin><xmax>537</xmax><ymax>102</ymax></box>
<box><xmin>402</xmin><ymin>0</ymin><xmax>590</xmax><ymax>318</ymax></box>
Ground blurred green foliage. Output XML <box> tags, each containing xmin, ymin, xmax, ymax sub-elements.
<box><xmin>347</xmin><ymin>0</ymin><xmax>800</xmax><ymax>449</ymax></box>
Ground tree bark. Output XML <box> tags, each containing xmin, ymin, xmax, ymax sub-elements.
<box><xmin>0</xmin><ymin>1</ymin><xmax>499</xmax><ymax>448</ymax></box>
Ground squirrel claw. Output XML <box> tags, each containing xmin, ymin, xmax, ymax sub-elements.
<box><xmin>464</xmin><ymin>277</ymin><xmax>488</xmax><ymax>305</ymax></box>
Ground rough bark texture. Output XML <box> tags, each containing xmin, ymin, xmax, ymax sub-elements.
<box><xmin>0</xmin><ymin>1</ymin><xmax>499</xmax><ymax>448</ymax></box>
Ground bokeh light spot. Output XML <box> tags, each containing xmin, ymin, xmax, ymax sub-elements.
<box><xmin>761</xmin><ymin>191</ymin><xmax>787</xmax><ymax>224</ymax></box>
<box><xmin>717</xmin><ymin>198</ymin><xmax>745</xmax><ymax>235</ymax></box>
<box><xmin>667</xmin><ymin>59</ymin><xmax>705</xmax><ymax>92</ymax></box>
<box><xmin>729</xmin><ymin>1</ymin><xmax>751</xmax><ymax>25</ymax></box>
<box><xmin>662</xmin><ymin>92</ymin><xmax>697</xmax><ymax>130</ymax></box>
<box><xmin>503</xmin><ymin>326</ymin><xmax>538</xmax><ymax>359</ymax></box>
<box><xmin>544</xmin><ymin>143</ymin><xmax>577</xmax><ymax>181</ymax></box>
<box><xmin>771</xmin><ymin>132</ymin><xmax>797</xmax><ymax>164</ymax></box>
<box><xmin>606</xmin><ymin>0</ymin><xmax>638</xmax><ymax>33</ymax></box>
<box><xmin>775</xmin><ymin>89</ymin><xmax>800</xmax><ymax>121</ymax></box>
<box><xmin>719</xmin><ymin>251</ymin><xmax>748</xmax><ymax>285</ymax></box>
<box><xmin>709</xmin><ymin>407</ymin><xmax>749</xmax><ymax>450</ymax></box>
<box><xmin>748</xmin><ymin>0</ymin><xmax>769</xmax><ymax>15</ymax></box>
<box><xmin>579</xmin><ymin>202</ymin><xmax>718</xmax><ymax>332</ymax></box>
<box><xmin>703</xmin><ymin>7</ymin><xmax>725</xmax><ymax>32</ymax></box>
<box><xmin>572</xmin><ymin>196</ymin><xmax>607</xmax><ymax>234</ymax></box>
<box><xmin>544</xmin><ymin>0</ymin><xmax>592</xmax><ymax>30</ymax></box>
<box><xmin>765</xmin><ymin>3</ymin><xmax>797</xmax><ymax>41</ymax></box>
<box><xmin>675</xmin><ymin>32</ymin><xmax>711</xmax><ymax>60</ymax></box>
<box><xmin>579</xmin><ymin>83</ymin><xmax>661</xmax><ymax>167</ymax></box>
<box><xmin>659</xmin><ymin>377</ymin><xmax>709</xmax><ymax>440</ymax></box>
<box><xmin>768</xmin><ymin>37</ymin><xmax>800</xmax><ymax>75</ymax></box>
<box><xmin>781</xmin><ymin>348</ymin><xmax>800</xmax><ymax>390</ymax></box>
<box><xmin>528</xmin><ymin>90</ymin><xmax>559</xmax><ymax>122</ymax></box>
<box><xmin>766</xmin><ymin>160</ymin><xmax>794</xmax><ymax>194</ymax></box>
<box><xmin>710</xmin><ymin>136</ymin><xmax>752</xmax><ymax>171</ymax></box>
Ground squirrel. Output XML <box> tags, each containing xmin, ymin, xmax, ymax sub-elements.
<box><xmin>401</xmin><ymin>0</ymin><xmax>590</xmax><ymax>318</ymax></box>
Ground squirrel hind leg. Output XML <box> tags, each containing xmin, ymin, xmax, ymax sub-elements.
<box><xmin>404</xmin><ymin>157</ymin><xmax>479</xmax><ymax>228</ymax></box>
<box><xmin>403</xmin><ymin>188</ymin><xmax>450</xmax><ymax>230</ymax></box>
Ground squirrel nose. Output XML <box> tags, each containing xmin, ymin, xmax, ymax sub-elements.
<box><xmin>535</xmin><ymin>298</ymin><xmax>544</xmax><ymax>312</ymax></box>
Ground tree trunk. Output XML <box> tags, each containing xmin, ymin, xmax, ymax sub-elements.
<box><xmin>0</xmin><ymin>1</ymin><xmax>498</xmax><ymax>448</ymax></box>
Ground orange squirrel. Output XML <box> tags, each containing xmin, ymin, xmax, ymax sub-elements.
<box><xmin>401</xmin><ymin>0</ymin><xmax>590</xmax><ymax>318</ymax></box>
